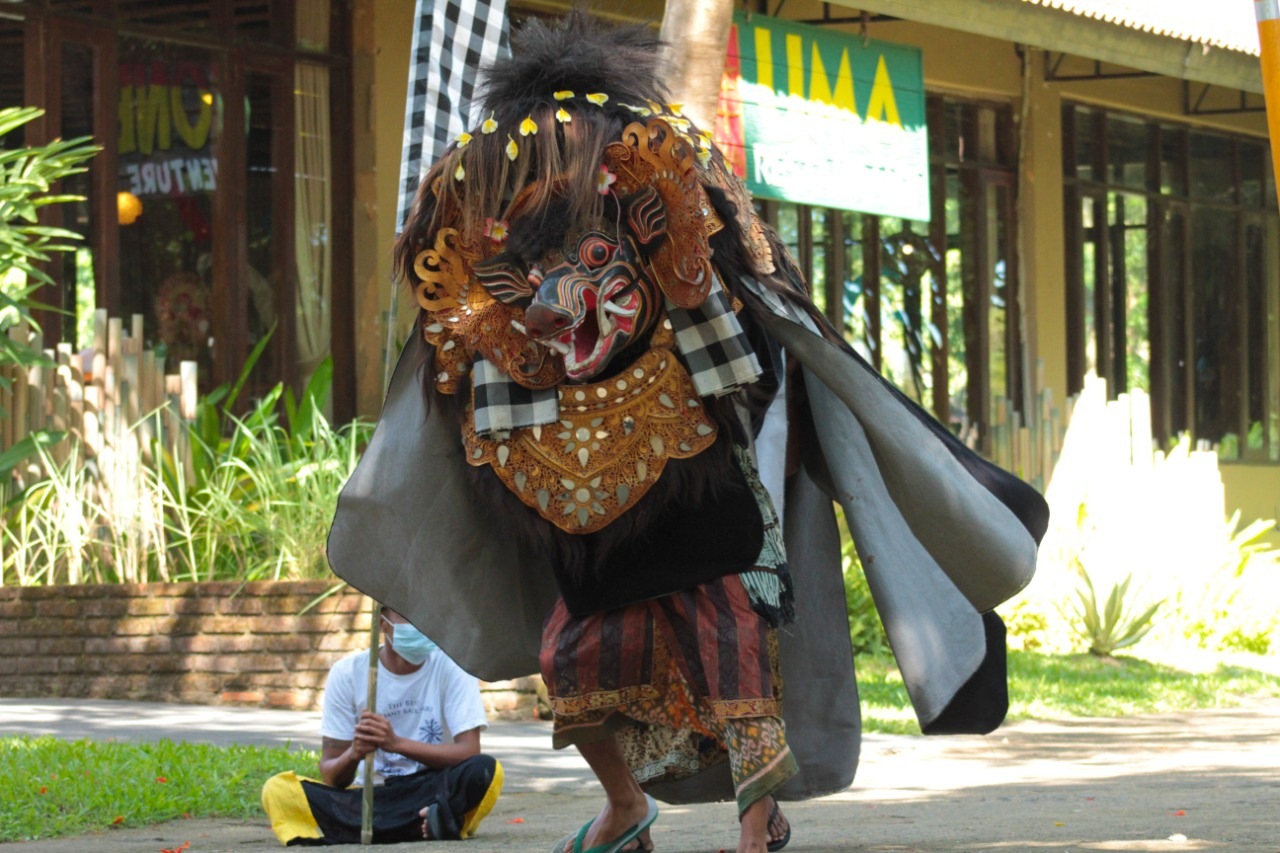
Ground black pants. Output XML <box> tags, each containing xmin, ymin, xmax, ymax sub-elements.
<box><xmin>291</xmin><ymin>755</ymin><xmax>498</xmax><ymax>845</ymax></box>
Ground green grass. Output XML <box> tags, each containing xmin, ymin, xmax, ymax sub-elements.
<box><xmin>5</xmin><ymin>650</ymin><xmax>1280</xmax><ymax>841</ymax></box>
<box><xmin>857</xmin><ymin>649</ymin><xmax>1280</xmax><ymax>735</ymax></box>
<box><xmin>0</xmin><ymin>737</ymin><xmax>319</xmax><ymax>843</ymax></box>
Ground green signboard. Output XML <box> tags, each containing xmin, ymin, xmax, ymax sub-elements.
<box><xmin>716</xmin><ymin>12</ymin><xmax>929</xmax><ymax>221</ymax></box>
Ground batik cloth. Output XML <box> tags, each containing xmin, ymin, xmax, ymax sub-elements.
<box><xmin>540</xmin><ymin>573</ymin><xmax>798</xmax><ymax>813</ymax></box>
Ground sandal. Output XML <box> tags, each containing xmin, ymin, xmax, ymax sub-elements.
<box><xmin>766</xmin><ymin>798</ymin><xmax>791</xmax><ymax>852</ymax></box>
<box><xmin>550</xmin><ymin>794</ymin><xmax>659</xmax><ymax>853</ymax></box>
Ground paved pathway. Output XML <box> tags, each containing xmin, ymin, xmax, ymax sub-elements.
<box><xmin>3</xmin><ymin>697</ymin><xmax>1280</xmax><ymax>851</ymax></box>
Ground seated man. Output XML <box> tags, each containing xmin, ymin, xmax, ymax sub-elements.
<box><xmin>262</xmin><ymin>606</ymin><xmax>503</xmax><ymax>845</ymax></box>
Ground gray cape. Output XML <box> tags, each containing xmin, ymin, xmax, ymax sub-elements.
<box><xmin>328</xmin><ymin>300</ymin><xmax>1047</xmax><ymax>802</ymax></box>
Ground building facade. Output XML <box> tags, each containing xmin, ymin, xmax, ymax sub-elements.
<box><xmin>4</xmin><ymin>0</ymin><xmax>1277</xmax><ymax>534</ymax></box>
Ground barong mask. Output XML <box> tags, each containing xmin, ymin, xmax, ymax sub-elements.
<box><xmin>396</xmin><ymin>15</ymin><xmax>775</xmax><ymax>535</ymax></box>
<box><xmin>413</xmin><ymin>109</ymin><xmax>729</xmax><ymax>391</ymax></box>
<box><xmin>472</xmin><ymin>186</ymin><xmax>668</xmax><ymax>382</ymax></box>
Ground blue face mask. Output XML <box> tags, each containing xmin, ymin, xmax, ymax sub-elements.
<box><xmin>387</xmin><ymin>620</ymin><xmax>437</xmax><ymax>665</ymax></box>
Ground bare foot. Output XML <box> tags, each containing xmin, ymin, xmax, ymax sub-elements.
<box><xmin>737</xmin><ymin>796</ymin><xmax>771</xmax><ymax>853</ymax></box>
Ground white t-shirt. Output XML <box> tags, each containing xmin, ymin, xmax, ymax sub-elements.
<box><xmin>319</xmin><ymin>647</ymin><xmax>488</xmax><ymax>783</ymax></box>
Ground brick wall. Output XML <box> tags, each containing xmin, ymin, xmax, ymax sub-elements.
<box><xmin>0</xmin><ymin>581</ymin><xmax>544</xmax><ymax>718</ymax></box>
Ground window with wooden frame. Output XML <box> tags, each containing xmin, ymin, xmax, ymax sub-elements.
<box><xmin>1063</xmin><ymin>102</ymin><xmax>1280</xmax><ymax>462</ymax></box>
<box><xmin>0</xmin><ymin>0</ymin><xmax>355</xmax><ymax>419</ymax></box>
<box><xmin>760</xmin><ymin>95</ymin><xmax>1022</xmax><ymax>457</ymax></box>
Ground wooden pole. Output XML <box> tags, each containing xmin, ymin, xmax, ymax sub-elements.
<box><xmin>1259</xmin><ymin>0</ymin><xmax>1280</xmax><ymax>210</ymax></box>
<box><xmin>361</xmin><ymin>600</ymin><xmax>380</xmax><ymax>845</ymax></box>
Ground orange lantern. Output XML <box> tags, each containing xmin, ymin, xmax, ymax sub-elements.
<box><xmin>117</xmin><ymin>191</ymin><xmax>143</xmax><ymax>225</ymax></box>
<box><xmin>1258</xmin><ymin>0</ymin><xmax>1280</xmax><ymax>209</ymax></box>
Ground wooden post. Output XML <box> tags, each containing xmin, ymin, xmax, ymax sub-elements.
<box><xmin>1257</xmin><ymin>0</ymin><xmax>1280</xmax><ymax>210</ymax></box>
<box><xmin>362</xmin><ymin>600</ymin><xmax>381</xmax><ymax>845</ymax></box>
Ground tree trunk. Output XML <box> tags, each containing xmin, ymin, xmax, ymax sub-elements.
<box><xmin>657</xmin><ymin>0</ymin><xmax>735</xmax><ymax>132</ymax></box>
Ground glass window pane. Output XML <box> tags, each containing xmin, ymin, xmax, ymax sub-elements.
<box><xmin>1116</xmin><ymin>194</ymin><xmax>1149</xmax><ymax>393</ymax></box>
<box><xmin>235</xmin><ymin>0</ymin><xmax>278</xmax><ymax>43</ymax></box>
<box><xmin>1189</xmin><ymin>133</ymin><xmax>1234</xmax><ymax>203</ymax></box>
<box><xmin>1107</xmin><ymin>114</ymin><xmax>1149</xmax><ymax>190</ymax></box>
<box><xmin>880</xmin><ymin>217</ymin><xmax>931</xmax><ymax>404</ymax></box>
<box><xmin>246</xmin><ymin>73</ymin><xmax>281</xmax><ymax>395</ymax></box>
<box><xmin>975</xmin><ymin>106</ymin><xmax>997</xmax><ymax>164</ymax></box>
<box><xmin>0</xmin><ymin>20</ymin><xmax>23</xmax><ymax>120</ymax></box>
<box><xmin>297</xmin><ymin>0</ymin><xmax>332</xmax><ymax>52</ymax></box>
<box><xmin>776</xmin><ymin>203</ymin><xmax>799</xmax><ymax>261</ymax></box>
<box><xmin>48</xmin><ymin>0</ymin><xmax>99</xmax><ymax>12</ymax></box>
<box><xmin>988</xmin><ymin>184</ymin><xmax>1012</xmax><ymax>417</ymax></box>
<box><xmin>1239</xmin><ymin>141</ymin><xmax>1265</xmax><ymax>208</ymax></box>
<box><xmin>810</xmin><ymin>208</ymin><xmax>827</xmax><ymax>317</ymax></box>
<box><xmin>1267</xmin><ymin>149</ymin><xmax>1277</xmax><ymax>211</ymax></box>
<box><xmin>1073</xmin><ymin>106</ymin><xmax>1100</xmax><ymax>183</ymax></box>
<box><xmin>942</xmin><ymin>100</ymin><xmax>964</xmax><ymax>162</ymax></box>
<box><xmin>842</xmin><ymin>211</ymin><xmax>868</xmax><ymax>357</ymax></box>
<box><xmin>1081</xmin><ymin>195</ymin><xmax>1098</xmax><ymax>377</ymax></box>
<box><xmin>944</xmin><ymin>174</ymin><xmax>966</xmax><ymax>431</ymax></box>
<box><xmin>117</xmin><ymin>41</ymin><xmax>221</xmax><ymax>385</ymax></box>
<box><xmin>1268</xmin><ymin>217</ymin><xmax>1280</xmax><ymax>459</ymax></box>
<box><xmin>60</xmin><ymin>42</ymin><xmax>95</xmax><ymax>351</ymax></box>
<box><xmin>117</xmin><ymin>0</ymin><xmax>213</xmax><ymax>31</ymax></box>
<box><xmin>1163</xmin><ymin>205</ymin><xmax>1190</xmax><ymax>437</ymax></box>
<box><xmin>1160</xmin><ymin>125</ymin><xmax>1188</xmax><ymax>196</ymax></box>
<box><xmin>294</xmin><ymin>61</ymin><xmax>333</xmax><ymax>387</ymax></box>
<box><xmin>1244</xmin><ymin>218</ymin><xmax>1273</xmax><ymax>458</ymax></box>
<box><xmin>1190</xmin><ymin>207</ymin><xmax>1241</xmax><ymax>458</ymax></box>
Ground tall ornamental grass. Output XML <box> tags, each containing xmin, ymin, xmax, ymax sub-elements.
<box><xmin>0</xmin><ymin>355</ymin><xmax>371</xmax><ymax>585</ymax></box>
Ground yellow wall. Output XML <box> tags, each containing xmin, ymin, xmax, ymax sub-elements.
<box><xmin>1220</xmin><ymin>465</ymin><xmax>1280</xmax><ymax>544</ymax></box>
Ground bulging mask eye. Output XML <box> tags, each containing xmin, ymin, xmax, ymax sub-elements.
<box><xmin>577</xmin><ymin>234</ymin><xmax>616</xmax><ymax>269</ymax></box>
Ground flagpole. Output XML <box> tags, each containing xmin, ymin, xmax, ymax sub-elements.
<box><xmin>361</xmin><ymin>600</ymin><xmax>380</xmax><ymax>845</ymax></box>
<box><xmin>1257</xmin><ymin>0</ymin><xmax>1280</xmax><ymax>209</ymax></box>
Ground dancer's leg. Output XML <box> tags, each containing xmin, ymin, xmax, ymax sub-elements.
<box><xmin>575</xmin><ymin>733</ymin><xmax>654</xmax><ymax>851</ymax></box>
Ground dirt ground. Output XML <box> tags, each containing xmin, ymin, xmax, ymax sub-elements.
<box><xmin>4</xmin><ymin>699</ymin><xmax>1279</xmax><ymax>852</ymax></box>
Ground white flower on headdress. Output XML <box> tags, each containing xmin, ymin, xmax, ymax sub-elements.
<box><xmin>554</xmin><ymin>90</ymin><xmax>575</xmax><ymax>100</ymax></box>
<box><xmin>666</xmin><ymin>102</ymin><xmax>684</xmax><ymax>115</ymax></box>
<box><xmin>484</xmin><ymin>218</ymin><xmax>509</xmax><ymax>243</ymax></box>
<box><xmin>481</xmin><ymin>113</ymin><xmax>498</xmax><ymax>134</ymax></box>
<box><xmin>456</xmin><ymin>132</ymin><xmax>473</xmax><ymax>149</ymax></box>
<box><xmin>586</xmin><ymin>92</ymin><xmax>609</xmax><ymax>106</ymax></box>
<box><xmin>506</xmin><ymin>135</ymin><xmax>519</xmax><ymax>161</ymax></box>
<box><xmin>597</xmin><ymin>164</ymin><xmax>617</xmax><ymax>195</ymax></box>
<box><xmin>519</xmin><ymin>116</ymin><xmax>538</xmax><ymax>137</ymax></box>
<box><xmin>454</xmin><ymin>162</ymin><xmax>466</xmax><ymax>181</ymax></box>
<box><xmin>555</xmin><ymin>108</ymin><xmax>572</xmax><ymax>124</ymax></box>
<box><xmin>620</xmin><ymin>103</ymin><xmax>651</xmax><ymax>116</ymax></box>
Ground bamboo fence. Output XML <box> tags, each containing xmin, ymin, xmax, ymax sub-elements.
<box><xmin>962</xmin><ymin>363</ymin><xmax>1078</xmax><ymax>495</ymax></box>
<box><xmin>2</xmin><ymin>308</ymin><xmax>197</xmax><ymax>491</ymax></box>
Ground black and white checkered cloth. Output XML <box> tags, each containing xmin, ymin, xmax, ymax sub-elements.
<box><xmin>471</xmin><ymin>276</ymin><xmax>760</xmax><ymax>436</ymax></box>
<box><xmin>667</xmin><ymin>275</ymin><xmax>762</xmax><ymax>397</ymax></box>
<box><xmin>472</xmin><ymin>357</ymin><xmax>559</xmax><ymax>436</ymax></box>
<box><xmin>396</xmin><ymin>0</ymin><xmax>510</xmax><ymax>233</ymax></box>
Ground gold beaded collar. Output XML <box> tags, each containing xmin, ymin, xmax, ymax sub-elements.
<box><xmin>461</xmin><ymin>340</ymin><xmax>717</xmax><ymax>534</ymax></box>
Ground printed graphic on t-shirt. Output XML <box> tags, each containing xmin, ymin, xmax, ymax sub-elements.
<box><xmin>418</xmin><ymin>717</ymin><xmax>443</xmax><ymax>744</ymax></box>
